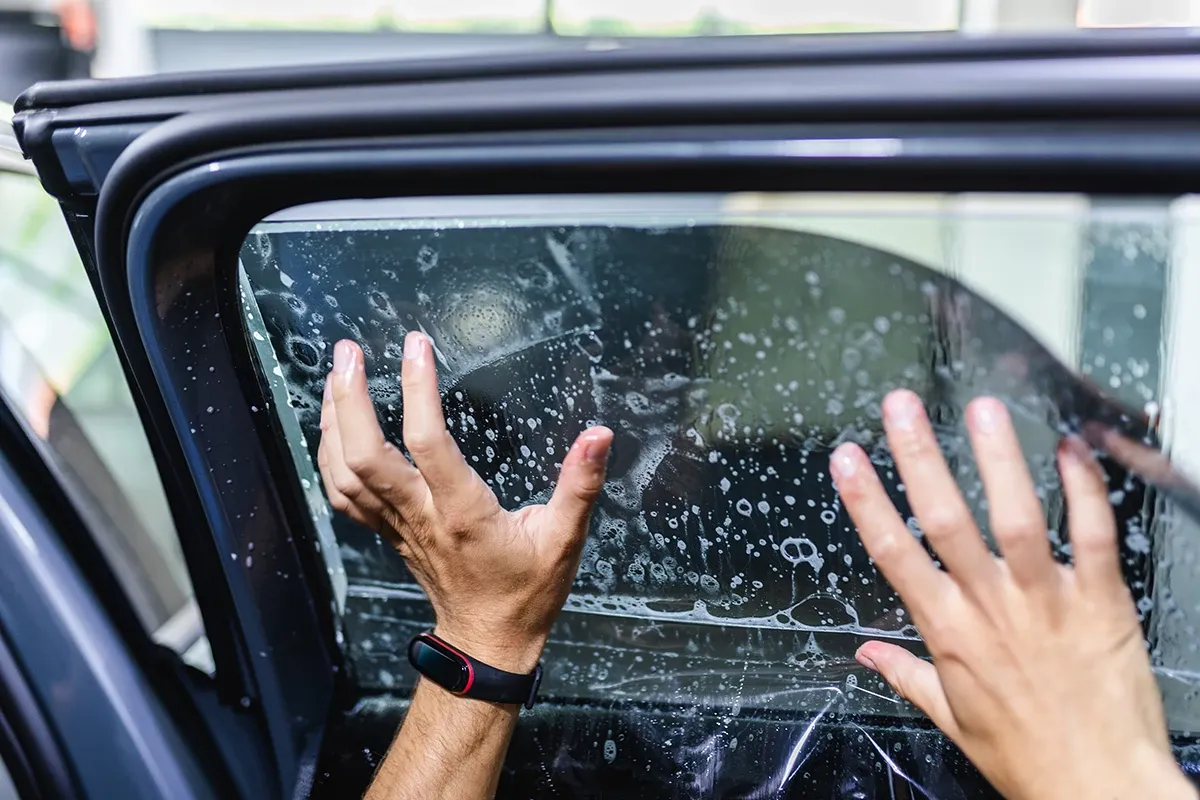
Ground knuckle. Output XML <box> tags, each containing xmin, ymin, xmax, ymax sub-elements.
<box><xmin>403</xmin><ymin>431</ymin><xmax>436</xmax><ymax>457</ymax></box>
<box><xmin>919</xmin><ymin>613</ymin><xmax>959</xmax><ymax>647</ymax></box>
<box><xmin>919</xmin><ymin>506</ymin><xmax>964</xmax><ymax>537</ymax></box>
<box><xmin>342</xmin><ymin>446</ymin><xmax>381</xmax><ymax>477</ymax></box>
<box><xmin>570</xmin><ymin>475</ymin><xmax>605</xmax><ymax>501</ymax></box>
<box><xmin>993</xmin><ymin>514</ymin><xmax>1045</xmax><ymax>545</ymax></box>
<box><xmin>1073</xmin><ymin>525</ymin><xmax>1116</xmax><ymax>555</ymax></box>
<box><xmin>868</xmin><ymin>531</ymin><xmax>908</xmax><ymax>568</ymax></box>
<box><xmin>894</xmin><ymin>431</ymin><xmax>937</xmax><ymax>463</ymax></box>
<box><xmin>834</xmin><ymin>481</ymin><xmax>862</xmax><ymax>503</ymax></box>
<box><xmin>328</xmin><ymin>492</ymin><xmax>353</xmax><ymax>514</ymax></box>
<box><xmin>331</xmin><ymin>471</ymin><xmax>365</xmax><ymax>499</ymax></box>
<box><xmin>880</xmin><ymin>666</ymin><xmax>909</xmax><ymax>702</ymax></box>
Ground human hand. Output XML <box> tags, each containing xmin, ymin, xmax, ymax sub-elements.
<box><xmin>318</xmin><ymin>334</ymin><xmax>613</xmax><ymax>674</ymax></box>
<box><xmin>831</xmin><ymin>390</ymin><xmax>1194</xmax><ymax>800</ymax></box>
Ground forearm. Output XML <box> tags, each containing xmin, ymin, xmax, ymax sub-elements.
<box><xmin>365</xmin><ymin>679</ymin><xmax>519</xmax><ymax>800</ymax></box>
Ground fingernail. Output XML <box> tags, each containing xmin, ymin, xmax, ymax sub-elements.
<box><xmin>582</xmin><ymin>431</ymin><xmax>611</xmax><ymax>465</ymax></box>
<box><xmin>856</xmin><ymin>651</ymin><xmax>879</xmax><ymax>673</ymax></box>
<box><xmin>404</xmin><ymin>331</ymin><xmax>426</xmax><ymax>364</ymax></box>
<box><xmin>335</xmin><ymin>342</ymin><xmax>360</xmax><ymax>389</ymax></box>
<box><xmin>1061</xmin><ymin>435</ymin><xmax>1095</xmax><ymax>467</ymax></box>
<box><xmin>830</xmin><ymin>444</ymin><xmax>858</xmax><ymax>480</ymax></box>
<box><xmin>333</xmin><ymin>341</ymin><xmax>356</xmax><ymax>374</ymax></box>
<box><xmin>969</xmin><ymin>397</ymin><xmax>1004</xmax><ymax>435</ymax></box>
<box><xmin>883</xmin><ymin>390</ymin><xmax>922</xmax><ymax>431</ymax></box>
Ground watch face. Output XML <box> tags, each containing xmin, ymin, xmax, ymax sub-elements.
<box><xmin>409</xmin><ymin>636</ymin><xmax>471</xmax><ymax>693</ymax></box>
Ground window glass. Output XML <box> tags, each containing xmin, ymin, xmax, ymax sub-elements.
<box><xmin>0</xmin><ymin>754</ymin><xmax>17</xmax><ymax>800</ymax></box>
<box><xmin>0</xmin><ymin>170</ymin><xmax>211</xmax><ymax>674</ymax></box>
<box><xmin>240</xmin><ymin>192</ymin><xmax>1199</xmax><ymax>787</ymax></box>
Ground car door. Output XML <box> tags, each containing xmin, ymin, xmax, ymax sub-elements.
<box><xmin>0</xmin><ymin>113</ymin><xmax>224</xmax><ymax>799</ymax></box>
<box><xmin>11</xmin><ymin>34</ymin><xmax>1200</xmax><ymax>798</ymax></box>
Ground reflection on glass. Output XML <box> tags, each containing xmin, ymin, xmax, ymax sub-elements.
<box><xmin>0</xmin><ymin>170</ymin><xmax>210</xmax><ymax>672</ymax></box>
<box><xmin>241</xmin><ymin>193</ymin><xmax>1195</xmax><ymax>794</ymax></box>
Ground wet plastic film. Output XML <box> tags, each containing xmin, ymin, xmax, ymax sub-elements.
<box><xmin>242</xmin><ymin>211</ymin><xmax>1200</xmax><ymax>797</ymax></box>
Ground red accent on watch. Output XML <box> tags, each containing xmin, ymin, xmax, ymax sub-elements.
<box><xmin>431</xmin><ymin>635</ymin><xmax>475</xmax><ymax>694</ymax></box>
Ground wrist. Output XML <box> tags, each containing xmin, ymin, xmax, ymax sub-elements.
<box><xmin>431</xmin><ymin>624</ymin><xmax>546</xmax><ymax>674</ymax></box>
<box><xmin>1072</xmin><ymin>747</ymin><xmax>1195</xmax><ymax>800</ymax></box>
<box><xmin>1126</xmin><ymin>759</ymin><xmax>1196</xmax><ymax>800</ymax></box>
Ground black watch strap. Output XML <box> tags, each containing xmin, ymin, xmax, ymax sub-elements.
<box><xmin>408</xmin><ymin>633</ymin><xmax>543</xmax><ymax>710</ymax></box>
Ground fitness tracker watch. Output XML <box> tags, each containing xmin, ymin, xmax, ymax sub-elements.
<box><xmin>407</xmin><ymin>632</ymin><xmax>543</xmax><ymax>709</ymax></box>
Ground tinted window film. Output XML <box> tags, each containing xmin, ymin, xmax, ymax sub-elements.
<box><xmin>239</xmin><ymin>193</ymin><xmax>1199</xmax><ymax>794</ymax></box>
<box><xmin>0</xmin><ymin>170</ymin><xmax>210</xmax><ymax>673</ymax></box>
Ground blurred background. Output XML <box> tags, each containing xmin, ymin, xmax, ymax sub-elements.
<box><xmin>3</xmin><ymin>0</ymin><xmax>1200</xmax><ymax>95</ymax></box>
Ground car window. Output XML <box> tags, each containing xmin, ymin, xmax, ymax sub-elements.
<box><xmin>238</xmin><ymin>192</ymin><xmax>1197</xmax><ymax>783</ymax></box>
<box><xmin>0</xmin><ymin>169</ymin><xmax>211</xmax><ymax>674</ymax></box>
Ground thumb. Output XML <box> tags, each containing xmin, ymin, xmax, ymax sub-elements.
<box><xmin>547</xmin><ymin>427</ymin><xmax>613</xmax><ymax>536</ymax></box>
<box><xmin>856</xmin><ymin>641</ymin><xmax>959</xmax><ymax>738</ymax></box>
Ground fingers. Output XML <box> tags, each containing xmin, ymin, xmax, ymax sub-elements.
<box><xmin>318</xmin><ymin>378</ymin><xmax>384</xmax><ymax>530</ymax></box>
<box><xmin>1058</xmin><ymin>437</ymin><xmax>1123</xmax><ymax>596</ymax></box>
<box><xmin>966</xmin><ymin>398</ymin><xmax>1056</xmax><ymax>588</ymax></box>
<box><xmin>883</xmin><ymin>390</ymin><xmax>997</xmax><ymax>585</ymax></box>
<box><xmin>832</xmin><ymin>443</ymin><xmax>948</xmax><ymax>621</ymax></box>
<box><xmin>547</xmin><ymin>427</ymin><xmax>614</xmax><ymax>541</ymax></box>
<box><xmin>399</xmin><ymin>331</ymin><xmax>479</xmax><ymax>502</ymax></box>
<box><xmin>330</xmin><ymin>341</ymin><xmax>424</xmax><ymax>510</ymax></box>
<box><xmin>1096</xmin><ymin>426</ymin><xmax>1195</xmax><ymax>495</ymax></box>
<box><xmin>856</xmin><ymin>641</ymin><xmax>959</xmax><ymax>738</ymax></box>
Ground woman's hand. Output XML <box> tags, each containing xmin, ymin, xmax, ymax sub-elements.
<box><xmin>832</xmin><ymin>390</ymin><xmax>1194</xmax><ymax>800</ymax></box>
<box><xmin>318</xmin><ymin>333</ymin><xmax>612</xmax><ymax>673</ymax></box>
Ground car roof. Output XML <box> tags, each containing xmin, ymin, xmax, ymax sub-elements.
<box><xmin>16</xmin><ymin>29</ymin><xmax>1200</xmax><ymax>113</ymax></box>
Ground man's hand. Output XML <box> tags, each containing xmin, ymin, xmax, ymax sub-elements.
<box><xmin>318</xmin><ymin>332</ymin><xmax>612</xmax><ymax>800</ymax></box>
<box><xmin>832</xmin><ymin>390</ymin><xmax>1194</xmax><ymax>800</ymax></box>
<box><xmin>319</xmin><ymin>333</ymin><xmax>612</xmax><ymax>673</ymax></box>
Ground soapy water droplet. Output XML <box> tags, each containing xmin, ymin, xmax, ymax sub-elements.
<box><xmin>780</xmin><ymin>537</ymin><xmax>824</xmax><ymax>572</ymax></box>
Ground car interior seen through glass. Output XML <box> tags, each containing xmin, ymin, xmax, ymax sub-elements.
<box><xmin>236</xmin><ymin>192</ymin><xmax>1188</xmax><ymax>797</ymax></box>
